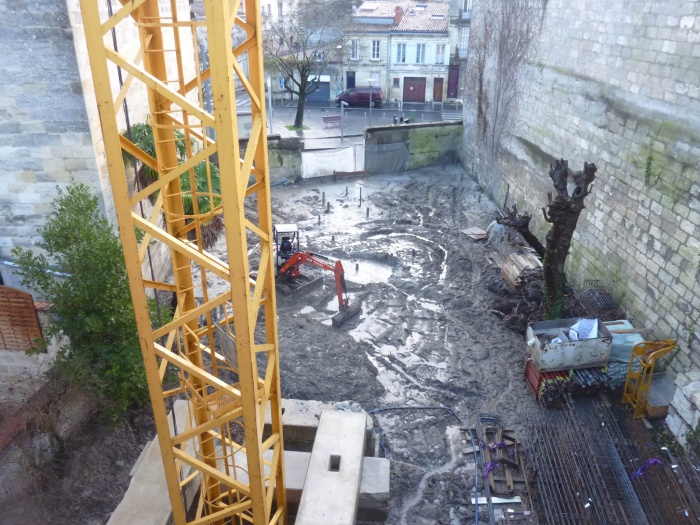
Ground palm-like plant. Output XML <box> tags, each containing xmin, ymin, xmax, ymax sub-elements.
<box><xmin>122</xmin><ymin>121</ymin><xmax>223</xmax><ymax>249</ymax></box>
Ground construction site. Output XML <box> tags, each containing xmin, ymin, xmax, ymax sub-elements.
<box><xmin>2</xmin><ymin>0</ymin><xmax>700</xmax><ymax>524</ymax></box>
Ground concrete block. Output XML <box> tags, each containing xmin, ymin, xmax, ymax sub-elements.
<box><xmin>264</xmin><ymin>399</ymin><xmax>374</xmax><ymax>456</ymax></box>
<box><xmin>296</xmin><ymin>410</ymin><xmax>367</xmax><ymax>525</ymax></box>
<box><xmin>666</xmin><ymin>405</ymin><xmax>689</xmax><ymax>446</ymax></box>
<box><xmin>675</xmin><ymin>371</ymin><xmax>700</xmax><ymax>388</ymax></box>
<box><xmin>681</xmin><ymin>381</ymin><xmax>700</xmax><ymax>400</ymax></box>
<box><xmin>671</xmin><ymin>387</ymin><xmax>700</xmax><ymax>427</ymax></box>
<box><xmin>284</xmin><ymin>451</ymin><xmax>390</xmax><ymax>522</ymax></box>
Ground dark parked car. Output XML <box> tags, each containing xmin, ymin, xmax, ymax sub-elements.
<box><xmin>335</xmin><ymin>86</ymin><xmax>383</xmax><ymax>107</ymax></box>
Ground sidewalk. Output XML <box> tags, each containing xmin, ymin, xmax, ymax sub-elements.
<box><xmin>267</xmin><ymin>103</ymin><xmax>458</xmax><ymax>149</ymax></box>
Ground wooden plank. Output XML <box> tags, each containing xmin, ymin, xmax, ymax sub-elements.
<box><xmin>0</xmin><ymin>286</ymin><xmax>43</xmax><ymax>352</ymax></box>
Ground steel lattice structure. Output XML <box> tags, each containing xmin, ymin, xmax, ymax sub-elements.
<box><xmin>78</xmin><ymin>0</ymin><xmax>286</xmax><ymax>523</ymax></box>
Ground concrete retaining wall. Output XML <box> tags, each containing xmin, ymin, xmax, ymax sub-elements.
<box><xmin>463</xmin><ymin>0</ymin><xmax>700</xmax><ymax>380</ymax></box>
<box><xmin>366</xmin><ymin>121</ymin><xmax>462</xmax><ymax>171</ymax></box>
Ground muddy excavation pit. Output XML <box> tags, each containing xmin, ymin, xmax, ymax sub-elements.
<box><xmin>197</xmin><ymin>165</ymin><xmax>536</xmax><ymax>524</ymax></box>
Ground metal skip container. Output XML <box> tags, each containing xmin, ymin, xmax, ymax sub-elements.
<box><xmin>526</xmin><ymin>318</ymin><xmax>613</xmax><ymax>372</ymax></box>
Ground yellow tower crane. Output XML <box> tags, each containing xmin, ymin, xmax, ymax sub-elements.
<box><xmin>78</xmin><ymin>0</ymin><xmax>286</xmax><ymax>523</ymax></box>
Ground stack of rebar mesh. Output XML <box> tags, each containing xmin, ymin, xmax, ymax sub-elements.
<box><xmin>522</xmin><ymin>397</ymin><xmax>700</xmax><ymax>525</ymax></box>
<box><xmin>593</xmin><ymin>401</ymin><xmax>700</xmax><ymax>524</ymax></box>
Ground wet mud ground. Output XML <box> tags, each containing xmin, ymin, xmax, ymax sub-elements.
<box><xmin>263</xmin><ymin>166</ymin><xmax>536</xmax><ymax>524</ymax></box>
<box><xmin>0</xmin><ymin>166</ymin><xmax>535</xmax><ymax>525</ymax></box>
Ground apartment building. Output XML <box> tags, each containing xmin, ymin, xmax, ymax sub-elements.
<box><xmin>345</xmin><ymin>0</ymin><xmax>451</xmax><ymax>104</ymax></box>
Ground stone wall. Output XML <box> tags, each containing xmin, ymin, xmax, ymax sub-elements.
<box><xmin>240</xmin><ymin>135</ymin><xmax>303</xmax><ymax>183</ymax></box>
<box><xmin>0</xmin><ymin>0</ymin><xmax>193</xmax><ymax>266</ymax></box>
<box><xmin>366</xmin><ymin>121</ymin><xmax>462</xmax><ymax>170</ymax></box>
<box><xmin>0</xmin><ymin>0</ymin><xmax>104</xmax><ymax>261</ymax></box>
<box><xmin>463</xmin><ymin>0</ymin><xmax>700</xmax><ymax>379</ymax></box>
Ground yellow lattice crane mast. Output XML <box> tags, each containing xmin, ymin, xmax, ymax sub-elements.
<box><xmin>78</xmin><ymin>0</ymin><xmax>286</xmax><ymax>523</ymax></box>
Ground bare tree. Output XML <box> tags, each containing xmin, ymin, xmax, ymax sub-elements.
<box><xmin>264</xmin><ymin>0</ymin><xmax>351</xmax><ymax>128</ymax></box>
<box><xmin>469</xmin><ymin>0</ymin><xmax>543</xmax><ymax>156</ymax></box>
<box><xmin>541</xmin><ymin>159</ymin><xmax>597</xmax><ymax>318</ymax></box>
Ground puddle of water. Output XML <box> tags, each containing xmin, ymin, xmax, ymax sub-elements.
<box><xmin>341</xmin><ymin>259</ymin><xmax>392</xmax><ymax>284</ymax></box>
<box><xmin>418</xmin><ymin>300</ymin><xmax>442</xmax><ymax>313</ymax></box>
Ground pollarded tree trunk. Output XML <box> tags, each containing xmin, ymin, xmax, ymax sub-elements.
<box><xmin>541</xmin><ymin>159</ymin><xmax>597</xmax><ymax>318</ymax></box>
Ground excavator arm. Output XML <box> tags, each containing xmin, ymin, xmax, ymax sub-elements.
<box><xmin>279</xmin><ymin>252</ymin><xmax>349</xmax><ymax>309</ymax></box>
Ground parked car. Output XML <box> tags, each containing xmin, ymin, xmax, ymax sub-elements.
<box><xmin>335</xmin><ymin>86</ymin><xmax>383</xmax><ymax>107</ymax></box>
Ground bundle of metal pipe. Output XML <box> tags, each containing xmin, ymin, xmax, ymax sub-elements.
<box><xmin>569</xmin><ymin>367</ymin><xmax>612</xmax><ymax>396</ymax></box>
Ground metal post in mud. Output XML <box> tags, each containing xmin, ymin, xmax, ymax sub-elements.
<box><xmin>326</xmin><ymin>202</ymin><xmax>330</xmax><ymax>213</ymax></box>
<box><xmin>359</xmin><ymin>187</ymin><xmax>362</xmax><ymax>207</ymax></box>
<box><xmin>346</xmin><ymin>186</ymin><xmax>348</xmax><ymax>196</ymax></box>
<box><xmin>355</xmin><ymin>263</ymin><xmax>359</xmax><ymax>271</ymax></box>
<box><xmin>322</xmin><ymin>191</ymin><xmax>325</xmax><ymax>206</ymax></box>
<box><xmin>318</xmin><ymin>214</ymin><xmax>321</xmax><ymax>224</ymax></box>
<box><xmin>366</xmin><ymin>207</ymin><xmax>369</xmax><ymax>218</ymax></box>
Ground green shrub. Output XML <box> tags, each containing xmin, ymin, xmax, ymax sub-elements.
<box><xmin>12</xmin><ymin>183</ymin><xmax>154</xmax><ymax>417</ymax></box>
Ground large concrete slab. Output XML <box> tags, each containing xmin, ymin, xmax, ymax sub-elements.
<box><xmin>295</xmin><ymin>410</ymin><xmax>367</xmax><ymax>525</ymax></box>
<box><xmin>108</xmin><ymin>400</ymin><xmax>196</xmax><ymax>525</ymax></box>
<box><xmin>285</xmin><ymin>451</ymin><xmax>390</xmax><ymax>522</ymax></box>
<box><xmin>264</xmin><ymin>399</ymin><xmax>375</xmax><ymax>455</ymax></box>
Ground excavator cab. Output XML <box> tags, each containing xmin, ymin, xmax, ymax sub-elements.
<box><xmin>273</xmin><ymin>224</ymin><xmax>299</xmax><ymax>268</ymax></box>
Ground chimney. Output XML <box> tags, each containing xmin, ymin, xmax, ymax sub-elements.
<box><xmin>394</xmin><ymin>5</ymin><xmax>403</xmax><ymax>24</ymax></box>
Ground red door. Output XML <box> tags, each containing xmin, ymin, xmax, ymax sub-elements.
<box><xmin>447</xmin><ymin>66</ymin><xmax>460</xmax><ymax>98</ymax></box>
<box><xmin>433</xmin><ymin>78</ymin><xmax>444</xmax><ymax>102</ymax></box>
<box><xmin>403</xmin><ymin>77</ymin><xmax>426</xmax><ymax>103</ymax></box>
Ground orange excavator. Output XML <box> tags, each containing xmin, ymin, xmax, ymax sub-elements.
<box><xmin>274</xmin><ymin>224</ymin><xmax>360</xmax><ymax>326</ymax></box>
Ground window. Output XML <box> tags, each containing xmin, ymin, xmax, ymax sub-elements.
<box><xmin>416</xmin><ymin>44</ymin><xmax>426</xmax><ymax>64</ymax></box>
<box><xmin>436</xmin><ymin>43</ymin><xmax>445</xmax><ymax>64</ymax></box>
<box><xmin>278</xmin><ymin>2</ymin><xmax>282</xmax><ymax>15</ymax></box>
<box><xmin>459</xmin><ymin>27</ymin><xmax>470</xmax><ymax>58</ymax></box>
<box><xmin>372</xmin><ymin>40</ymin><xmax>380</xmax><ymax>60</ymax></box>
<box><xmin>371</xmin><ymin>70</ymin><xmax>381</xmax><ymax>83</ymax></box>
<box><xmin>351</xmin><ymin>39</ymin><xmax>360</xmax><ymax>60</ymax></box>
<box><xmin>279</xmin><ymin>77</ymin><xmax>285</xmax><ymax>90</ymax></box>
<box><xmin>315</xmin><ymin>50</ymin><xmax>325</xmax><ymax>62</ymax></box>
<box><xmin>393</xmin><ymin>77</ymin><xmax>400</xmax><ymax>88</ymax></box>
<box><xmin>397</xmin><ymin>43</ymin><xmax>406</xmax><ymax>63</ymax></box>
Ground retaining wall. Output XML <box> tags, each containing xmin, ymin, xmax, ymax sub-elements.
<box><xmin>365</xmin><ymin>121</ymin><xmax>462</xmax><ymax>171</ymax></box>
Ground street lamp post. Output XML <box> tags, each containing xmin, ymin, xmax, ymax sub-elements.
<box><xmin>368</xmin><ymin>78</ymin><xmax>376</xmax><ymax>127</ymax></box>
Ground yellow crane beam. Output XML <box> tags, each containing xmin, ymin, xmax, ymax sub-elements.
<box><xmin>78</xmin><ymin>0</ymin><xmax>286</xmax><ymax>522</ymax></box>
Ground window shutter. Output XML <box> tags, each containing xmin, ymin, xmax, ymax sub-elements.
<box><xmin>444</xmin><ymin>44</ymin><xmax>450</xmax><ymax>65</ymax></box>
<box><xmin>426</xmin><ymin>44</ymin><xmax>436</xmax><ymax>64</ymax></box>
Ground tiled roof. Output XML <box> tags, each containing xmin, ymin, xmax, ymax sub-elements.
<box><xmin>352</xmin><ymin>0</ymin><xmax>448</xmax><ymax>33</ymax></box>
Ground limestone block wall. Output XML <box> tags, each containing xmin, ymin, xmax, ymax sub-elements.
<box><xmin>0</xmin><ymin>0</ymin><xmax>103</xmax><ymax>260</ymax></box>
<box><xmin>0</xmin><ymin>0</ymin><xmax>194</xmax><ymax>266</ymax></box>
<box><xmin>463</xmin><ymin>0</ymin><xmax>700</xmax><ymax>379</ymax></box>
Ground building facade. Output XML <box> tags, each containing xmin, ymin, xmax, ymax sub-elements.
<box><xmin>446</xmin><ymin>0</ymin><xmax>471</xmax><ymax>100</ymax></box>
<box><xmin>344</xmin><ymin>1</ymin><xmax>451</xmax><ymax>104</ymax></box>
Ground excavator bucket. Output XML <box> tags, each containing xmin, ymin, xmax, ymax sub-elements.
<box><xmin>331</xmin><ymin>302</ymin><xmax>362</xmax><ymax>327</ymax></box>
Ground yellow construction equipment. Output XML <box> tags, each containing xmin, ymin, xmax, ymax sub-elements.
<box><xmin>621</xmin><ymin>339</ymin><xmax>675</xmax><ymax>419</ymax></box>
<box><xmin>78</xmin><ymin>0</ymin><xmax>286</xmax><ymax>523</ymax></box>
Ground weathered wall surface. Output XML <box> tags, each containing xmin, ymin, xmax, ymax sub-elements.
<box><xmin>366</xmin><ymin>121</ymin><xmax>462</xmax><ymax>170</ymax></box>
<box><xmin>0</xmin><ymin>0</ymin><xmax>103</xmax><ymax>261</ymax></box>
<box><xmin>240</xmin><ymin>136</ymin><xmax>303</xmax><ymax>183</ymax></box>
<box><xmin>0</xmin><ymin>0</ymin><xmax>194</xmax><ymax>288</ymax></box>
<box><xmin>463</xmin><ymin>0</ymin><xmax>700</xmax><ymax>376</ymax></box>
